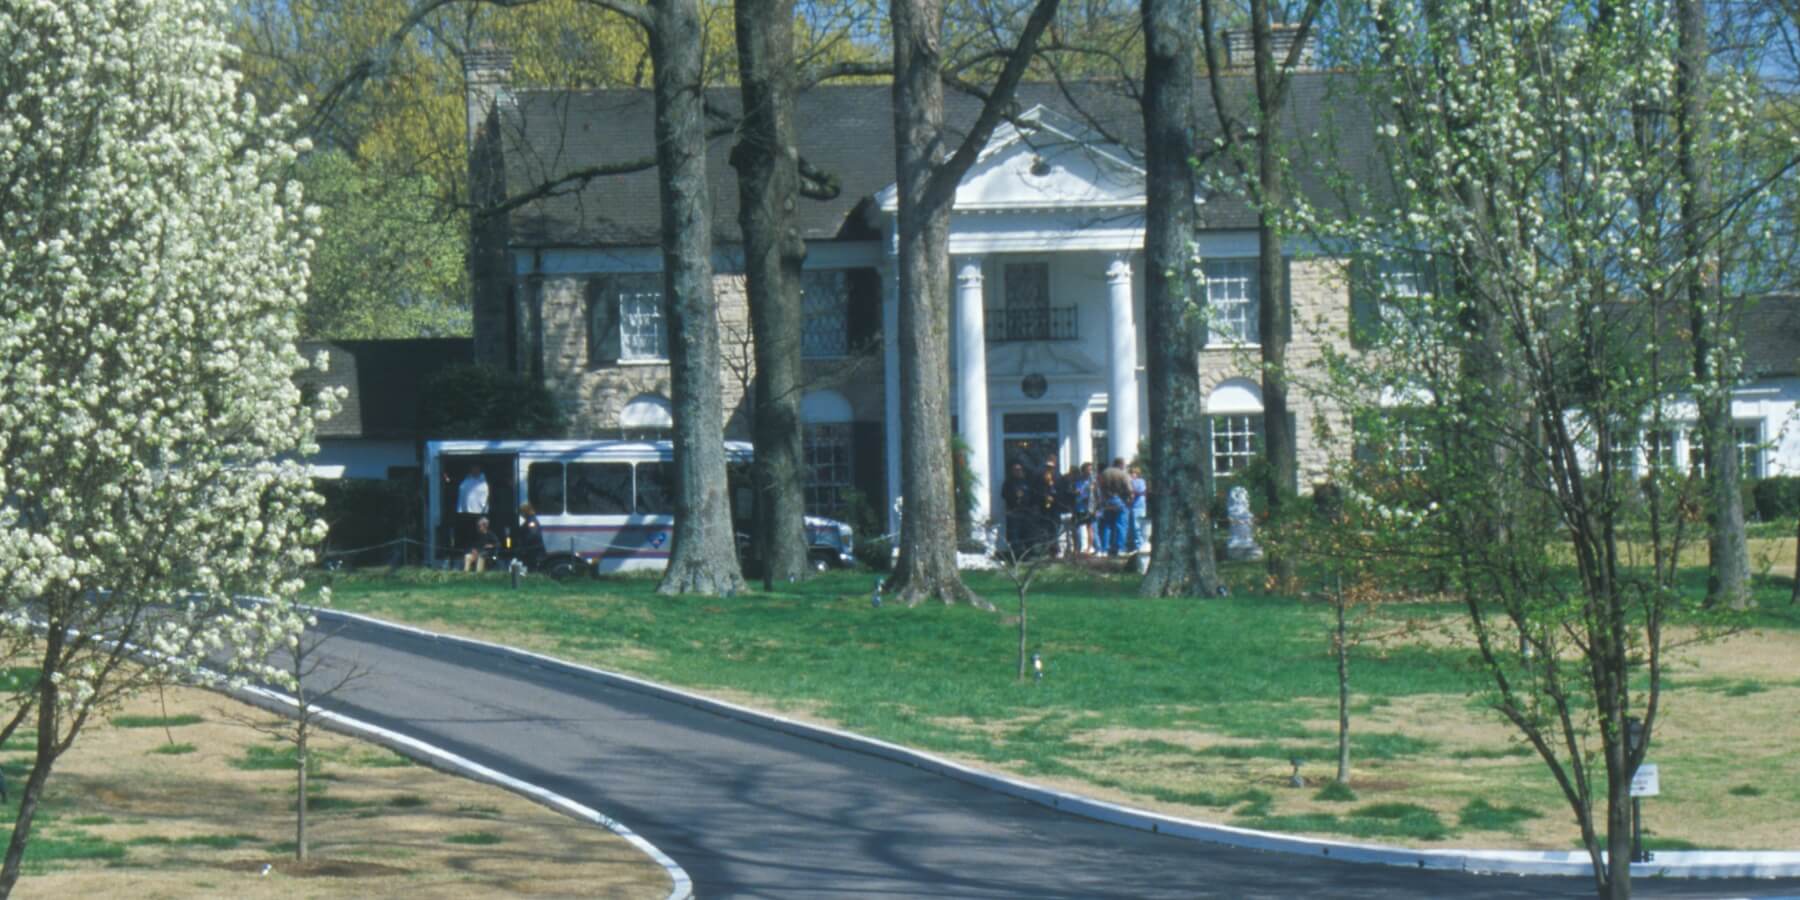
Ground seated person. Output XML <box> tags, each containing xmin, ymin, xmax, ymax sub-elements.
<box><xmin>463</xmin><ymin>517</ymin><xmax>500</xmax><ymax>573</ymax></box>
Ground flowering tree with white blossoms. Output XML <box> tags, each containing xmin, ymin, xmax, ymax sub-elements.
<box><xmin>1301</xmin><ymin>0</ymin><xmax>1787</xmax><ymax>895</ymax></box>
<box><xmin>0</xmin><ymin>0</ymin><xmax>325</xmax><ymax>892</ymax></box>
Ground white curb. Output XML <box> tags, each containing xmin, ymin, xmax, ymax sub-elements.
<box><xmin>227</xmin><ymin>681</ymin><xmax>692</xmax><ymax>900</ymax></box>
<box><xmin>315</xmin><ymin>605</ymin><xmax>1800</xmax><ymax>882</ymax></box>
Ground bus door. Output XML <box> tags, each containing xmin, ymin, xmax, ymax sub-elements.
<box><xmin>437</xmin><ymin>452</ymin><xmax>517</xmax><ymax>554</ymax></box>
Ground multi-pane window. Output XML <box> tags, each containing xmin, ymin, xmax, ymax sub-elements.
<box><xmin>1377</xmin><ymin>259</ymin><xmax>1433</xmax><ymax>344</ymax></box>
<box><xmin>1005</xmin><ymin>262</ymin><xmax>1050</xmax><ymax>314</ymax></box>
<box><xmin>1605</xmin><ymin>431</ymin><xmax>1639</xmax><ymax>477</ymax></box>
<box><xmin>1688</xmin><ymin>422</ymin><xmax>1766</xmax><ymax>479</ymax></box>
<box><xmin>1646</xmin><ymin>429</ymin><xmax>1679</xmax><ymax>472</ymax></box>
<box><xmin>1737</xmin><ymin>422</ymin><xmax>1764</xmax><ymax>479</ymax></box>
<box><xmin>801</xmin><ymin>270</ymin><xmax>849</xmax><ymax>358</ymax></box>
<box><xmin>1211</xmin><ymin>415</ymin><xmax>1261</xmax><ymax>477</ymax></box>
<box><xmin>1203</xmin><ymin>259</ymin><xmax>1258</xmax><ymax>345</ymax></box>
<box><xmin>1090</xmin><ymin>410</ymin><xmax>1109</xmax><ymax>467</ymax></box>
<box><xmin>803</xmin><ymin>423</ymin><xmax>853</xmax><ymax>519</ymax></box>
<box><xmin>1394</xmin><ymin>424</ymin><xmax>1430</xmax><ymax>473</ymax></box>
<box><xmin>616</xmin><ymin>275</ymin><xmax>666</xmax><ymax>361</ymax></box>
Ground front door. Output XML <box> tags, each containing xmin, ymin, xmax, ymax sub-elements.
<box><xmin>1001</xmin><ymin>412</ymin><xmax>1062</xmax><ymax>472</ymax></box>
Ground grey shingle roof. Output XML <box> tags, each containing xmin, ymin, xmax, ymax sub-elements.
<box><xmin>492</xmin><ymin>73</ymin><xmax>1381</xmax><ymax>248</ymax></box>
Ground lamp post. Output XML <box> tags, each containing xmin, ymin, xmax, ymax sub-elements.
<box><xmin>1627</xmin><ymin>716</ymin><xmax>1648</xmax><ymax>863</ymax></box>
<box><xmin>1031</xmin><ymin>653</ymin><xmax>1043</xmax><ymax>683</ymax></box>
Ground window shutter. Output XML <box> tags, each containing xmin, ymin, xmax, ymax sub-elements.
<box><xmin>1348</xmin><ymin>257</ymin><xmax>1381</xmax><ymax>350</ymax></box>
<box><xmin>846</xmin><ymin>268</ymin><xmax>882</xmax><ymax>351</ymax></box>
<box><xmin>852</xmin><ymin>421</ymin><xmax>885</xmax><ymax>514</ymax></box>
<box><xmin>588</xmin><ymin>277</ymin><xmax>621</xmax><ymax>366</ymax></box>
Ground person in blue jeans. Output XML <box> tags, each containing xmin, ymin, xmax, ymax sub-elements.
<box><xmin>1098</xmin><ymin>459</ymin><xmax>1131</xmax><ymax>556</ymax></box>
<box><xmin>1126</xmin><ymin>465</ymin><xmax>1148</xmax><ymax>552</ymax></box>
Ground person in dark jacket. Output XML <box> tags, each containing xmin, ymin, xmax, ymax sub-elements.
<box><xmin>1032</xmin><ymin>460</ymin><xmax>1064</xmax><ymax>557</ymax></box>
<box><xmin>516</xmin><ymin>502</ymin><xmax>547</xmax><ymax>571</ymax></box>
<box><xmin>1000</xmin><ymin>462</ymin><xmax>1032</xmax><ymax>553</ymax></box>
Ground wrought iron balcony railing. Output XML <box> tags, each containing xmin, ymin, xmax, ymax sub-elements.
<box><xmin>986</xmin><ymin>306</ymin><xmax>1078</xmax><ymax>342</ymax></box>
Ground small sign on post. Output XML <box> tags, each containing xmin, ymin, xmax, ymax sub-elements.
<box><xmin>1630</xmin><ymin>763</ymin><xmax>1660</xmax><ymax>798</ymax></box>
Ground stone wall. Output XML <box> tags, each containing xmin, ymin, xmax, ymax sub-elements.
<box><xmin>1197</xmin><ymin>257</ymin><xmax>1353</xmax><ymax>489</ymax></box>
<box><xmin>534</xmin><ymin>272</ymin><xmax>884</xmax><ymax>438</ymax></box>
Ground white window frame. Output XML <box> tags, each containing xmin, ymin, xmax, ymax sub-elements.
<box><xmin>1203</xmin><ymin>259</ymin><xmax>1259</xmax><ymax>347</ymax></box>
<box><xmin>803</xmin><ymin>422</ymin><xmax>854</xmax><ymax>519</ymax></box>
<box><xmin>1736</xmin><ymin>421</ymin><xmax>1764</xmax><ymax>480</ymax></box>
<box><xmin>1394</xmin><ymin>424</ymin><xmax>1430</xmax><ymax>473</ymax></box>
<box><xmin>617</xmin><ymin>276</ymin><xmax>667</xmax><ymax>362</ymax></box>
<box><xmin>1211</xmin><ymin>414</ymin><xmax>1261</xmax><ymax>478</ymax></box>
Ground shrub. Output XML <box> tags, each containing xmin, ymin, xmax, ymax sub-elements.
<box><xmin>316</xmin><ymin>477</ymin><xmax>420</xmax><ymax>569</ymax></box>
<box><xmin>1752</xmin><ymin>477</ymin><xmax>1800</xmax><ymax>522</ymax></box>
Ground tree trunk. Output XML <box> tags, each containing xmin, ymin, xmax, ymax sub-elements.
<box><xmin>651</xmin><ymin>0</ymin><xmax>748</xmax><ymax>597</ymax></box>
<box><xmin>1017</xmin><ymin>587</ymin><xmax>1029</xmax><ymax>680</ymax></box>
<box><xmin>296</xmin><ymin>726</ymin><xmax>309</xmax><ymax>862</ymax></box>
<box><xmin>1677</xmin><ymin>0</ymin><xmax>1748</xmax><ymax>610</ymax></box>
<box><xmin>1791</xmin><ymin>513</ymin><xmax>1799</xmax><ymax>605</ymax></box>
<box><xmin>1602</xmin><ymin>734</ymin><xmax>1634</xmax><ymax>899</ymax></box>
<box><xmin>1248</xmin><ymin>0</ymin><xmax>1297</xmax><ymax>586</ymax></box>
<box><xmin>1335</xmin><ymin>582</ymin><xmax>1350</xmax><ymax>784</ymax></box>
<box><xmin>0</xmin><ymin>635</ymin><xmax>62</xmax><ymax>897</ymax></box>
<box><xmin>1138</xmin><ymin>0</ymin><xmax>1220</xmax><ymax>598</ymax></box>
<box><xmin>887</xmin><ymin>0</ymin><xmax>980</xmax><ymax>607</ymax></box>
<box><xmin>732</xmin><ymin>0</ymin><xmax>811</xmax><ymax>589</ymax></box>
<box><xmin>885</xmin><ymin>0</ymin><xmax>1060</xmax><ymax>606</ymax></box>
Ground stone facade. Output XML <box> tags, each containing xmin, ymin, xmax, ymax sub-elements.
<box><xmin>1196</xmin><ymin>257</ymin><xmax>1353</xmax><ymax>488</ymax></box>
<box><xmin>531</xmin><ymin>270</ymin><xmax>885</xmax><ymax>439</ymax></box>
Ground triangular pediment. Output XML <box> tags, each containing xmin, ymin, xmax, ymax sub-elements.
<box><xmin>874</xmin><ymin>106</ymin><xmax>1145</xmax><ymax>213</ymax></box>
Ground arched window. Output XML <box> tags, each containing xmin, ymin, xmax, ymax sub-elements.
<box><xmin>619</xmin><ymin>393</ymin><xmax>673</xmax><ymax>440</ymax></box>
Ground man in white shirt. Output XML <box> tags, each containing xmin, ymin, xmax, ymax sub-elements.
<box><xmin>456</xmin><ymin>465</ymin><xmax>489</xmax><ymax>552</ymax></box>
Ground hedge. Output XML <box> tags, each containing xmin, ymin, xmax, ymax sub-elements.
<box><xmin>1752</xmin><ymin>476</ymin><xmax>1800</xmax><ymax>522</ymax></box>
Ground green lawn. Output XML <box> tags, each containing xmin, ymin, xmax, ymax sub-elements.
<box><xmin>319</xmin><ymin>564</ymin><xmax>1800</xmax><ymax>849</ymax></box>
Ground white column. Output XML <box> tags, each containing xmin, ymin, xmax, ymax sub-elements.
<box><xmin>955</xmin><ymin>256</ymin><xmax>992</xmax><ymax>528</ymax></box>
<box><xmin>881</xmin><ymin>257</ymin><xmax>903</xmax><ymax>537</ymax></box>
<box><xmin>1107</xmin><ymin>256</ymin><xmax>1142</xmax><ymax>464</ymax></box>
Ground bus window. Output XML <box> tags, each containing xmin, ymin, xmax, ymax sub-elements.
<box><xmin>634</xmin><ymin>462</ymin><xmax>675</xmax><ymax>515</ymax></box>
<box><xmin>569</xmin><ymin>462</ymin><xmax>632</xmax><ymax>514</ymax></box>
<box><xmin>528</xmin><ymin>462</ymin><xmax>565</xmax><ymax>516</ymax></box>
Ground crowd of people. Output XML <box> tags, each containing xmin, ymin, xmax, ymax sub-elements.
<box><xmin>1000</xmin><ymin>456</ymin><xmax>1148</xmax><ymax>559</ymax></box>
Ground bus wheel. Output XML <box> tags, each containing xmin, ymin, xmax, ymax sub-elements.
<box><xmin>543</xmin><ymin>557</ymin><xmax>586</xmax><ymax>582</ymax></box>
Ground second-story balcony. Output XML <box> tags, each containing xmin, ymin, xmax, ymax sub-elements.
<box><xmin>986</xmin><ymin>306</ymin><xmax>1078</xmax><ymax>342</ymax></box>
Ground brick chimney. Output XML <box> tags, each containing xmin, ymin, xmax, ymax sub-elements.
<box><xmin>463</xmin><ymin>45</ymin><xmax>514</xmax><ymax>153</ymax></box>
<box><xmin>464</xmin><ymin>44</ymin><xmax>515</xmax><ymax>371</ymax></box>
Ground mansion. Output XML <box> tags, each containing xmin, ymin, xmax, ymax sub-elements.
<box><xmin>440</xmin><ymin>49</ymin><xmax>1800</xmax><ymax>534</ymax></box>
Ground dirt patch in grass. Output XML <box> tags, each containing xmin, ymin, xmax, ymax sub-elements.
<box><xmin>11</xmin><ymin>685</ymin><xmax>669</xmax><ymax>899</ymax></box>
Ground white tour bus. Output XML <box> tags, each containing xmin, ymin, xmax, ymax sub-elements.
<box><xmin>424</xmin><ymin>439</ymin><xmax>855</xmax><ymax>578</ymax></box>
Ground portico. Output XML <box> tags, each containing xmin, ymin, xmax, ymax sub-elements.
<box><xmin>874</xmin><ymin>108</ymin><xmax>1149</xmax><ymax>527</ymax></box>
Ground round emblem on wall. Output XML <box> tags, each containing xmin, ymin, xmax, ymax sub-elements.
<box><xmin>1021</xmin><ymin>373</ymin><xmax>1048</xmax><ymax>399</ymax></box>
